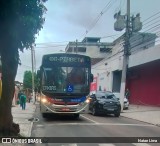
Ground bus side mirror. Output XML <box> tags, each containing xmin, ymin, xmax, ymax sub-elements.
<box><xmin>90</xmin><ymin>74</ymin><xmax>93</xmax><ymax>82</ymax></box>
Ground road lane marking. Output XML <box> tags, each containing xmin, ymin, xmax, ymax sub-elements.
<box><xmin>99</xmin><ymin>144</ymin><xmax>115</xmax><ymax>146</ymax></box>
<box><xmin>47</xmin><ymin>122</ymin><xmax>155</xmax><ymax>127</ymax></box>
<box><xmin>61</xmin><ymin>144</ymin><xmax>77</xmax><ymax>146</ymax></box>
<box><xmin>80</xmin><ymin>115</ymin><xmax>98</xmax><ymax>123</ymax></box>
<box><xmin>36</xmin><ymin>124</ymin><xmax>44</xmax><ymax>127</ymax></box>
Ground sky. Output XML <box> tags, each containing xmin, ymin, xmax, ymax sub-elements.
<box><xmin>16</xmin><ymin>0</ymin><xmax>160</xmax><ymax>82</ymax></box>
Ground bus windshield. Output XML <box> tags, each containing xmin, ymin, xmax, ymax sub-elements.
<box><xmin>41</xmin><ymin>66</ymin><xmax>89</xmax><ymax>94</ymax></box>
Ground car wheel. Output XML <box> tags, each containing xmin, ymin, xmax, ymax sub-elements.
<box><xmin>114</xmin><ymin>112</ymin><xmax>120</xmax><ymax>117</ymax></box>
<box><xmin>92</xmin><ymin>107</ymin><xmax>97</xmax><ymax>116</ymax></box>
<box><xmin>126</xmin><ymin>107</ymin><xmax>129</xmax><ymax>110</ymax></box>
<box><xmin>73</xmin><ymin>114</ymin><xmax>80</xmax><ymax>119</ymax></box>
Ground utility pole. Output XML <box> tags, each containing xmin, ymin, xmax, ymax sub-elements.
<box><xmin>119</xmin><ymin>0</ymin><xmax>130</xmax><ymax>111</ymax></box>
<box><xmin>31</xmin><ymin>46</ymin><xmax>35</xmax><ymax>104</ymax></box>
<box><xmin>76</xmin><ymin>39</ymin><xmax>78</xmax><ymax>54</ymax></box>
<box><xmin>33</xmin><ymin>48</ymin><xmax>37</xmax><ymax>102</ymax></box>
<box><xmin>114</xmin><ymin>0</ymin><xmax>142</xmax><ymax>111</ymax></box>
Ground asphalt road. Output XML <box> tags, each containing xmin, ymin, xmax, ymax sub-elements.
<box><xmin>28</xmin><ymin>104</ymin><xmax>160</xmax><ymax>146</ymax></box>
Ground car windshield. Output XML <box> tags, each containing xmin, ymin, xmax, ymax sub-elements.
<box><xmin>96</xmin><ymin>92</ymin><xmax>117</xmax><ymax>100</ymax></box>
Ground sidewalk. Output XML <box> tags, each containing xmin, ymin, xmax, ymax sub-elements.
<box><xmin>121</xmin><ymin>104</ymin><xmax>160</xmax><ymax>126</ymax></box>
<box><xmin>12</xmin><ymin>102</ymin><xmax>36</xmax><ymax>137</ymax></box>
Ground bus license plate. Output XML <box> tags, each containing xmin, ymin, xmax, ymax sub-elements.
<box><xmin>61</xmin><ymin>108</ymin><xmax>70</xmax><ymax>111</ymax></box>
<box><xmin>108</xmin><ymin>108</ymin><xmax>114</xmax><ymax>111</ymax></box>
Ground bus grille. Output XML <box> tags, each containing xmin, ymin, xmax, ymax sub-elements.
<box><xmin>54</xmin><ymin>102</ymin><xmax>79</xmax><ymax>105</ymax></box>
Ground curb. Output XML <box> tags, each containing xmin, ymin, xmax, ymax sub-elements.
<box><xmin>120</xmin><ymin>115</ymin><xmax>160</xmax><ymax>127</ymax></box>
<box><xmin>28</xmin><ymin>103</ymin><xmax>38</xmax><ymax>137</ymax></box>
<box><xmin>28</xmin><ymin>122</ymin><xmax>33</xmax><ymax>137</ymax></box>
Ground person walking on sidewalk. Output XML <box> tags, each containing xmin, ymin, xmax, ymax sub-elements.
<box><xmin>125</xmin><ymin>88</ymin><xmax>130</xmax><ymax>100</ymax></box>
<box><xmin>18</xmin><ymin>91</ymin><xmax>23</xmax><ymax>107</ymax></box>
<box><xmin>20</xmin><ymin>93</ymin><xmax>27</xmax><ymax>110</ymax></box>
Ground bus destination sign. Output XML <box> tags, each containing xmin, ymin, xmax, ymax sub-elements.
<box><xmin>48</xmin><ymin>56</ymin><xmax>85</xmax><ymax>63</ymax></box>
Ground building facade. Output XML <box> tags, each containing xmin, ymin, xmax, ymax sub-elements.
<box><xmin>65</xmin><ymin>37</ymin><xmax>113</xmax><ymax>65</ymax></box>
<box><xmin>91</xmin><ymin>32</ymin><xmax>160</xmax><ymax>106</ymax></box>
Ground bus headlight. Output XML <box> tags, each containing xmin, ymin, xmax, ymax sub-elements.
<box><xmin>85</xmin><ymin>98</ymin><xmax>90</xmax><ymax>104</ymax></box>
<box><xmin>42</xmin><ymin>98</ymin><xmax>47</xmax><ymax>103</ymax></box>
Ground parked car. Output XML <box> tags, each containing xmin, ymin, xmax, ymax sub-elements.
<box><xmin>89</xmin><ymin>91</ymin><xmax>121</xmax><ymax>117</ymax></box>
<box><xmin>113</xmin><ymin>92</ymin><xmax>129</xmax><ymax>110</ymax></box>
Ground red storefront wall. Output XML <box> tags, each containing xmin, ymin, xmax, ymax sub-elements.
<box><xmin>127</xmin><ymin>60</ymin><xmax>160</xmax><ymax>106</ymax></box>
<box><xmin>90</xmin><ymin>77</ymin><xmax>97</xmax><ymax>92</ymax></box>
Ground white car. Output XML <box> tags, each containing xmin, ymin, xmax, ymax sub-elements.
<box><xmin>113</xmin><ymin>92</ymin><xmax>129</xmax><ymax>110</ymax></box>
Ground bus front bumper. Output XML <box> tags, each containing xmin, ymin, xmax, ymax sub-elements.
<box><xmin>40</xmin><ymin>102</ymin><xmax>89</xmax><ymax>114</ymax></box>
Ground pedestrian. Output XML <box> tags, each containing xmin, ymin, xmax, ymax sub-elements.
<box><xmin>20</xmin><ymin>93</ymin><xmax>26</xmax><ymax>110</ymax></box>
<box><xmin>125</xmin><ymin>88</ymin><xmax>130</xmax><ymax>100</ymax></box>
<box><xmin>18</xmin><ymin>91</ymin><xmax>23</xmax><ymax>107</ymax></box>
<box><xmin>28</xmin><ymin>94</ymin><xmax>31</xmax><ymax>103</ymax></box>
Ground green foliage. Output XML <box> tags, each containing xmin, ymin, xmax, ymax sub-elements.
<box><xmin>23</xmin><ymin>71</ymin><xmax>39</xmax><ymax>90</ymax></box>
<box><xmin>0</xmin><ymin>0</ymin><xmax>47</xmax><ymax>136</ymax></box>
<box><xmin>0</xmin><ymin>0</ymin><xmax>47</xmax><ymax>53</ymax></box>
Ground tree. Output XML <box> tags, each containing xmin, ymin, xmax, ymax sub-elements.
<box><xmin>0</xmin><ymin>0</ymin><xmax>47</xmax><ymax>136</ymax></box>
<box><xmin>23</xmin><ymin>70</ymin><xmax>39</xmax><ymax>91</ymax></box>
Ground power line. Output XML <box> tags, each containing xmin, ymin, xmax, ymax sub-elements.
<box><xmin>142</xmin><ymin>11</ymin><xmax>160</xmax><ymax>23</ymax></box>
<box><xmin>129</xmin><ymin>20</ymin><xmax>160</xmax><ymax>46</ymax></box>
<box><xmin>130</xmin><ymin>39</ymin><xmax>160</xmax><ymax>54</ymax></box>
<box><xmin>36</xmin><ymin>41</ymin><xmax>70</xmax><ymax>45</ymax></box>
<box><xmin>103</xmin><ymin>0</ymin><xmax>117</xmax><ymax>13</ymax></box>
<box><xmin>80</xmin><ymin>0</ymin><xmax>117</xmax><ymax>39</ymax></box>
<box><xmin>142</xmin><ymin>19</ymin><xmax>160</xmax><ymax>30</ymax></box>
<box><xmin>142</xmin><ymin>23</ymin><xmax>160</xmax><ymax>33</ymax></box>
<box><xmin>20</xmin><ymin>64</ymin><xmax>39</xmax><ymax>70</ymax></box>
<box><xmin>87</xmin><ymin>0</ymin><xmax>113</xmax><ymax>32</ymax></box>
<box><xmin>92</xmin><ymin>49</ymin><xmax>124</xmax><ymax>69</ymax></box>
<box><xmin>130</xmin><ymin>35</ymin><xmax>160</xmax><ymax>51</ymax></box>
<box><xmin>35</xmin><ymin>44</ymin><xmax>67</xmax><ymax>48</ymax></box>
<box><xmin>101</xmin><ymin>33</ymin><xmax>123</xmax><ymax>39</ymax></box>
<box><xmin>36</xmin><ymin>43</ymin><xmax>68</xmax><ymax>47</ymax></box>
<box><xmin>34</xmin><ymin>33</ymin><xmax>124</xmax><ymax>48</ymax></box>
<box><xmin>115</xmin><ymin>0</ymin><xmax>122</xmax><ymax>13</ymax></box>
<box><xmin>129</xmin><ymin>31</ymin><xmax>159</xmax><ymax>47</ymax></box>
<box><xmin>92</xmin><ymin>39</ymin><xmax>160</xmax><ymax>71</ymax></box>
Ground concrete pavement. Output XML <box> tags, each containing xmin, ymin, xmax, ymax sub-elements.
<box><xmin>0</xmin><ymin>103</ymin><xmax>36</xmax><ymax>146</ymax></box>
<box><xmin>121</xmin><ymin>104</ymin><xmax>160</xmax><ymax>126</ymax></box>
<box><xmin>12</xmin><ymin>102</ymin><xmax>36</xmax><ymax>137</ymax></box>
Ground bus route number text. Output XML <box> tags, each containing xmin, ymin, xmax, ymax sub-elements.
<box><xmin>43</xmin><ymin>86</ymin><xmax>56</xmax><ymax>91</ymax></box>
